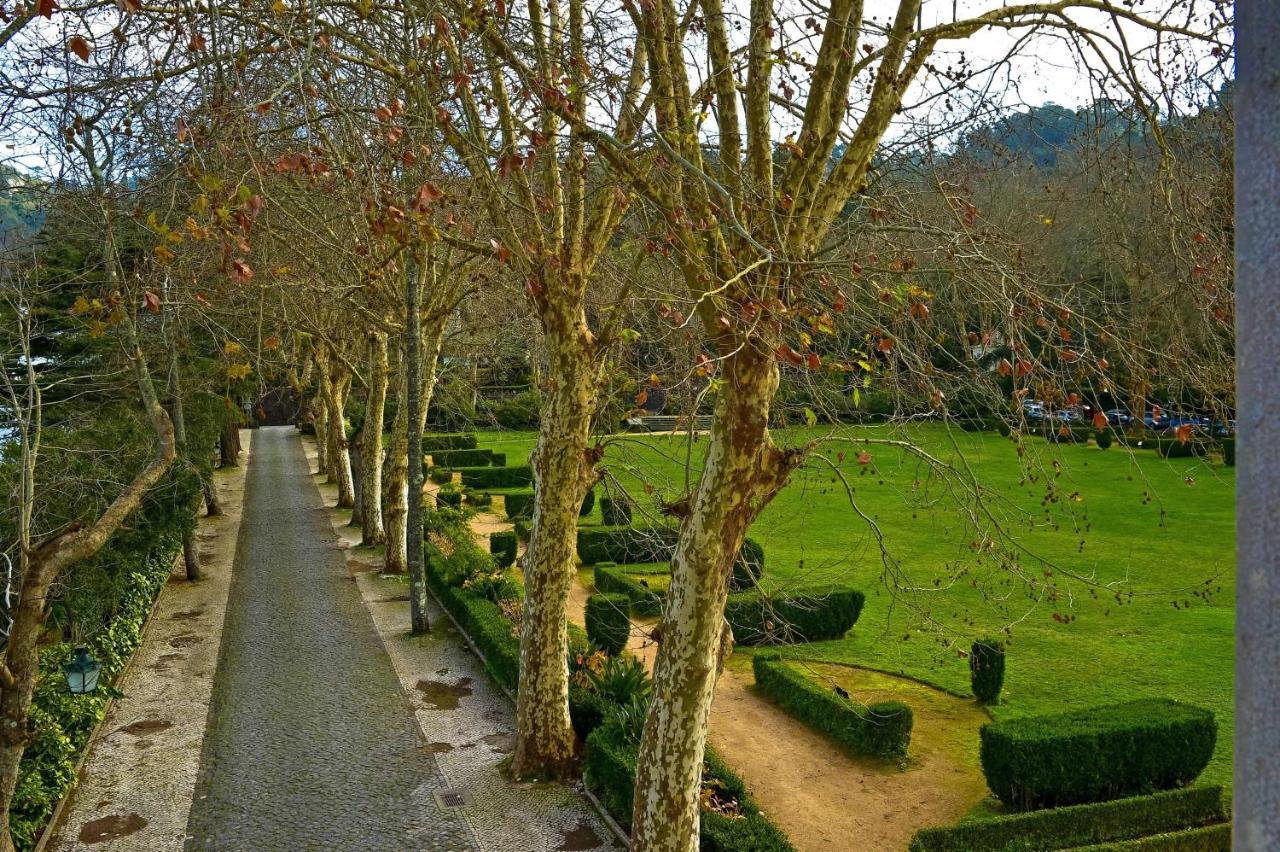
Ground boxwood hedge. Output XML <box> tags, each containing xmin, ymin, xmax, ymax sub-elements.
<box><xmin>489</xmin><ymin>530</ymin><xmax>517</xmax><ymax>568</ymax></box>
<box><xmin>585</xmin><ymin>593</ymin><xmax>631</xmax><ymax>655</ymax></box>
<box><xmin>600</xmin><ymin>496</ymin><xmax>633</xmax><ymax>526</ymax></box>
<box><xmin>1155</xmin><ymin>439</ymin><xmax>1209</xmax><ymax>460</ymax></box>
<box><xmin>753</xmin><ymin>654</ymin><xmax>911</xmax><ymax>758</ymax></box>
<box><xmin>1073</xmin><ymin>822</ymin><xmax>1230</xmax><ymax>851</ymax></box>
<box><xmin>502</xmin><ymin>490</ymin><xmax>535</xmax><ymax>519</ymax></box>
<box><xmin>908</xmin><ymin>785</ymin><xmax>1228</xmax><ymax>852</ymax></box>
<box><xmin>430</xmin><ymin>447</ymin><xmax>493</xmax><ymax>467</ymax></box>
<box><xmin>732</xmin><ymin>537</ymin><xmax>766</xmax><ymax>589</ymax></box>
<box><xmin>979</xmin><ymin>698</ymin><xmax>1216</xmax><ymax>810</ymax></box>
<box><xmin>577</xmin><ymin>526</ymin><xmax>680</xmax><ymax>565</ymax></box>
<box><xmin>593</xmin><ymin>564</ymin><xmax>665</xmax><ymax>617</ymax></box>
<box><xmin>460</xmin><ymin>465</ymin><xmax>534</xmax><ymax>489</ymax></box>
<box><xmin>422</xmin><ymin>433</ymin><xmax>478</xmax><ymax>451</ymax></box>
<box><xmin>725</xmin><ymin>586</ymin><xmax>865</xmax><ymax>645</ymax></box>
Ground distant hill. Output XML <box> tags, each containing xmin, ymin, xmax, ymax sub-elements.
<box><xmin>0</xmin><ymin>165</ymin><xmax>45</xmax><ymax>241</ymax></box>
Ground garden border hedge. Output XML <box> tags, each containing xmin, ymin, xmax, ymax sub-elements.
<box><xmin>429</xmin><ymin>447</ymin><xmax>493</xmax><ymax>467</ymax></box>
<box><xmin>1070</xmin><ymin>822</ymin><xmax>1231</xmax><ymax>851</ymax></box>
<box><xmin>979</xmin><ymin>698</ymin><xmax>1216</xmax><ymax>810</ymax></box>
<box><xmin>593</xmin><ymin>564</ymin><xmax>665</xmax><ymax>617</ymax></box>
<box><xmin>502</xmin><ymin>490</ymin><xmax>536</xmax><ymax>519</ymax></box>
<box><xmin>489</xmin><ymin>530</ymin><xmax>517</xmax><ymax>568</ymax></box>
<box><xmin>725</xmin><ymin>586</ymin><xmax>865</xmax><ymax>645</ymax></box>
<box><xmin>585</xmin><ymin>594</ymin><xmax>631</xmax><ymax>655</ymax></box>
<box><xmin>422</xmin><ymin>433</ymin><xmax>478</xmax><ymax>451</ymax></box>
<box><xmin>908</xmin><ymin>785</ymin><xmax>1227</xmax><ymax>852</ymax></box>
<box><xmin>459</xmin><ymin>465</ymin><xmax>534</xmax><ymax>489</ymax></box>
<box><xmin>753</xmin><ymin>654</ymin><xmax>912</xmax><ymax>758</ymax></box>
<box><xmin>577</xmin><ymin>526</ymin><xmax>680</xmax><ymax>565</ymax></box>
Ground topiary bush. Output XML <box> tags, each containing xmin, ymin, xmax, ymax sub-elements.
<box><xmin>489</xmin><ymin>530</ymin><xmax>517</xmax><ymax>568</ymax></box>
<box><xmin>422</xmin><ymin>433</ymin><xmax>478</xmax><ymax>451</ymax></box>
<box><xmin>979</xmin><ymin>699</ymin><xmax>1216</xmax><ymax>810</ymax></box>
<box><xmin>577</xmin><ymin>526</ymin><xmax>679</xmax><ymax>564</ymax></box>
<box><xmin>465</xmin><ymin>490</ymin><xmax>493</xmax><ymax>508</ymax></box>
<box><xmin>731</xmin><ymin>537</ymin><xmax>766</xmax><ymax>590</ymax></box>
<box><xmin>753</xmin><ymin>654</ymin><xmax>912</xmax><ymax>758</ymax></box>
<box><xmin>1156</xmin><ymin>438</ymin><xmax>1208</xmax><ymax>459</ymax></box>
<box><xmin>514</xmin><ymin>518</ymin><xmax>532</xmax><ymax>541</ymax></box>
<box><xmin>502</xmin><ymin>490</ymin><xmax>535</xmax><ymax>519</ymax></box>
<box><xmin>460</xmin><ymin>465</ymin><xmax>534</xmax><ymax>488</ymax></box>
<box><xmin>593</xmin><ymin>564</ymin><xmax>665</xmax><ymax>617</ymax></box>
<box><xmin>600</xmin><ymin>496</ymin><xmax>633</xmax><ymax>526</ymax></box>
<box><xmin>428</xmin><ymin>466</ymin><xmax>454</xmax><ymax>485</ymax></box>
<box><xmin>725</xmin><ymin>586</ymin><xmax>865</xmax><ymax>645</ymax></box>
<box><xmin>908</xmin><ymin>785</ymin><xmax>1228</xmax><ymax>852</ymax></box>
<box><xmin>1095</xmin><ymin>428</ymin><xmax>1114</xmax><ymax>449</ymax></box>
<box><xmin>435</xmin><ymin>488</ymin><xmax>463</xmax><ymax>510</ymax></box>
<box><xmin>970</xmin><ymin>637</ymin><xmax>1006</xmax><ymax>704</ymax></box>
<box><xmin>430</xmin><ymin>447</ymin><xmax>493</xmax><ymax>467</ymax></box>
<box><xmin>585</xmin><ymin>593</ymin><xmax>631</xmax><ymax>656</ymax></box>
<box><xmin>580</xmin><ymin>489</ymin><xmax>595</xmax><ymax>517</ymax></box>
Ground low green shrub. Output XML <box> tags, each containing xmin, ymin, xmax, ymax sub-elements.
<box><xmin>1045</xmin><ymin>425</ymin><xmax>1092</xmax><ymax>444</ymax></box>
<box><xmin>725</xmin><ymin>586</ymin><xmax>865</xmax><ymax>645</ymax></box>
<box><xmin>514</xmin><ymin>518</ymin><xmax>532</xmax><ymax>541</ymax></box>
<box><xmin>489</xmin><ymin>530</ymin><xmax>517</xmax><ymax>568</ymax></box>
<box><xmin>593</xmin><ymin>564</ymin><xmax>665</xmax><ymax>617</ymax></box>
<box><xmin>585</xmin><ymin>594</ymin><xmax>631</xmax><ymax>655</ymax></box>
<box><xmin>979</xmin><ymin>698</ymin><xmax>1216</xmax><ymax>810</ymax></box>
<box><xmin>908</xmin><ymin>785</ymin><xmax>1228</xmax><ymax>852</ymax></box>
<box><xmin>503</xmin><ymin>490</ymin><xmax>535</xmax><ymax>519</ymax></box>
<box><xmin>490</xmin><ymin>452</ymin><xmax>507</xmax><ymax>466</ymax></box>
<box><xmin>1219</xmin><ymin>438</ymin><xmax>1234</xmax><ymax>467</ymax></box>
<box><xmin>430</xmin><ymin>448</ymin><xmax>493</xmax><ymax>467</ymax></box>
<box><xmin>568</xmin><ymin>684</ymin><xmax>611</xmax><ymax>740</ymax></box>
<box><xmin>460</xmin><ymin>465</ymin><xmax>534</xmax><ymax>488</ymax></box>
<box><xmin>422</xmin><ymin>433</ymin><xmax>478</xmax><ymax>451</ymax></box>
<box><xmin>732</xmin><ymin>537</ymin><xmax>766</xmax><ymax>590</ymax></box>
<box><xmin>465</xmin><ymin>490</ymin><xmax>493</xmax><ymax>508</ymax></box>
<box><xmin>1156</xmin><ymin>439</ymin><xmax>1208</xmax><ymax>459</ymax></box>
<box><xmin>428</xmin><ymin>466</ymin><xmax>454</xmax><ymax>485</ymax></box>
<box><xmin>1073</xmin><ymin>822</ymin><xmax>1231</xmax><ymax>851</ymax></box>
<box><xmin>970</xmin><ymin>637</ymin><xmax>1006</xmax><ymax>704</ymax></box>
<box><xmin>580</xmin><ymin>489</ymin><xmax>595</xmax><ymax>517</ymax></box>
<box><xmin>600</xmin><ymin>496</ymin><xmax>633</xmax><ymax>526</ymax></box>
<box><xmin>1095</xmin><ymin>428</ymin><xmax>1114</xmax><ymax>449</ymax></box>
<box><xmin>577</xmin><ymin>526</ymin><xmax>679</xmax><ymax>564</ymax></box>
<box><xmin>753</xmin><ymin>654</ymin><xmax>912</xmax><ymax>758</ymax></box>
<box><xmin>425</xmin><ymin>547</ymin><xmax>520</xmax><ymax>690</ymax></box>
<box><xmin>435</xmin><ymin>489</ymin><xmax>463</xmax><ymax>510</ymax></box>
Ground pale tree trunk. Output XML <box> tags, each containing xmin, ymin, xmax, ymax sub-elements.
<box><xmin>406</xmin><ymin>261</ymin><xmax>429</xmax><ymax>634</ymax></box>
<box><xmin>630</xmin><ymin>346</ymin><xmax>798</xmax><ymax>851</ymax></box>
<box><xmin>313</xmin><ymin>392</ymin><xmax>330</xmax><ymax>475</ymax></box>
<box><xmin>317</xmin><ymin>350</ymin><xmax>355</xmax><ymax>508</ymax></box>
<box><xmin>359</xmin><ymin>330</ymin><xmax>389</xmax><ymax>545</ymax></box>
<box><xmin>512</xmin><ymin>310</ymin><xmax>603</xmax><ymax>780</ymax></box>
<box><xmin>168</xmin><ymin>361</ymin><xmax>201</xmax><ymax>581</ymax></box>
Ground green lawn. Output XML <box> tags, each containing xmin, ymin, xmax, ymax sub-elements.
<box><xmin>472</xmin><ymin>424</ymin><xmax>1235</xmax><ymax>793</ymax></box>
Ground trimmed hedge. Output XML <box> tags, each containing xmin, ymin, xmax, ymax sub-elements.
<box><xmin>1219</xmin><ymin>438</ymin><xmax>1234</xmax><ymax>467</ymax></box>
<box><xmin>594</xmin><ymin>564</ymin><xmax>665</xmax><ymax>617</ymax></box>
<box><xmin>460</xmin><ymin>465</ymin><xmax>534</xmax><ymax>489</ymax></box>
<box><xmin>1045</xmin><ymin>426</ymin><xmax>1093</xmax><ymax>444</ymax></box>
<box><xmin>970</xmin><ymin>637</ymin><xmax>1006</xmax><ymax>704</ymax></box>
<box><xmin>979</xmin><ymin>699</ymin><xmax>1216</xmax><ymax>810</ymax></box>
<box><xmin>585</xmin><ymin>593</ymin><xmax>631</xmax><ymax>655</ymax></box>
<box><xmin>1095</xmin><ymin>428</ymin><xmax>1114</xmax><ymax>449</ymax></box>
<box><xmin>428</xmin><ymin>466</ymin><xmax>455</xmax><ymax>485</ymax></box>
<box><xmin>753</xmin><ymin>654</ymin><xmax>912</xmax><ymax>758</ymax></box>
<box><xmin>577</xmin><ymin>526</ymin><xmax>679</xmax><ymax>565</ymax></box>
<box><xmin>600</xmin><ymin>496</ymin><xmax>633</xmax><ymax>526</ymax></box>
<box><xmin>725</xmin><ymin>586</ymin><xmax>865</xmax><ymax>645</ymax></box>
<box><xmin>909</xmin><ymin>786</ymin><xmax>1228</xmax><ymax>852</ymax></box>
<box><xmin>426</xmin><ymin>547</ymin><xmax>520</xmax><ymax>690</ymax></box>
<box><xmin>430</xmin><ymin>447</ymin><xmax>493</xmax><ymax>467</ymax></box>
<box><xmin>1073</xmin><ymin>822</ymin><xmax>1230</xmax><ymax>851</ymax></box>
<box><xmin>489</xmin><ymin>530</ymin><xmax>517</xmax><ymax>568</ymax></box>
<box><xmin>580</xmin><ymin>489</ymin><xmax>595</xmax><ymax>517</ymax></box>
<box><xmin>583</xmin><ymin>717</ymin><xmax>795</xmax><ymax>850</ymax></box>
<box><xmin>732</xmin><ymin>537</ymin><xmax>766</xmax><ymax>590</ymax></box>
<box><xmin>503</xmin><ymin>490</ymin><xmax>535</xmax><ymax>519</ymax></box>
<box><xmin>1156</xmin><ymin>439</ymin><xmax>1208</xmax><ymax>459</ymax></box>
<box><xmin>490</xmin><ymin>452</ymin><xmax>507</xmax><ymax>466</ymax></box>
<box><xmin>422</xmin><ymin>433</ymin><xmax>478</xmax><ymax>451</ymax></box>
<box><xmin>435</xmin><ymin>489</ymin><xmax>462</xmax><ymax>510</ymax></box>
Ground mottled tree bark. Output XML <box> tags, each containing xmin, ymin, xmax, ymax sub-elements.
<box><xmin>318</xmin><ymin>351</ymin><xmax>355</xmax><ymax>509</ymax></box>
<box><xmin>359</xmin><ymin>331</ymin><xmax>389</xmax><ymax>545</ymax></box>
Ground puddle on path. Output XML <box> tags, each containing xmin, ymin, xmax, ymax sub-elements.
<box><xmin>416</xmin><ymin>677</ymin><xmax>473</xmax><ymax>709</ymax></box>
<box><xmin>168</xmin><ymin>633</ymin><xmax>203</xmax><ymax>649</ymax></box>
<box><xmin>557</xmin><ymin>820</ymin><xmax>603</xmax><ymax>851</ymax></box>
<box><xmin>118</xmin><ymin>719</ymin><xmax>172</xmax><ymax>736</ymax></box>
<box><xmin>170</xmin><ymin>608</ymin><xmax>206</xmax><ymax>621</ymax></box>
<box><xmin>480</xmin><ymin>732</ymin><xmax>515</xmax><ymax>753</ymax></box>
<box><xmin>78</xmin><ymin>813</ymin><xmax>147</xmax><ymax>844</ymax></box>
<box><xmin>423</xmin><ymin>742</ymin><xmax>454</xmax><ymax>753</ymax></box>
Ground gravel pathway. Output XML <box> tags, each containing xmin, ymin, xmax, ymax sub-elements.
<box><xmin>185</xmin><ymin>427</ymin><xmax>476</xmax><ymax>851</ymax></box>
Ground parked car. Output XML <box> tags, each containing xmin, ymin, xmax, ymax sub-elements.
<box><xmin>1021</xmin><ymin>400</ymin><xmax>1046</xmax><ymax>421</ymax></box>
<box><xmin>1103</xmin><ymin>409</ymin><xmax>1135</xmax><ymax>427</ymax></box>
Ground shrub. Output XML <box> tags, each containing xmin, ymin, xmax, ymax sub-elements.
<box><xmin>753</xmin><ymin>654</ymin><xmax>912</xmax><ymax>758</ymax></box>
<box><xmin>426</xmin><ymin>546</ymin><xmax>520</xmax><ymax>690</ymax></box>
<box><xmin>435</xmin><ymin>489</ymin><xmax>463</xmax><ymax>510</ymax></box>
<box><xmin>1078</xmin><ymin>822</ymin><xmax>1231</xmax><ymax>851</ymax></box>
<box><xmin>514</xmin><ymin>518</ymin><xmax>532</xmax><ymax>541</ymax></box>
<box><xmin>1219</xmin><ymin>438</ymin><xmax>1234</xmax><ymax>467</ymax></box>
<box><xmin>1045</xmin><ymin>426</ymin><xmax>1092</xmax><ymax>444</ymax></box>
<box><xmin>1156</xmin><ymin>439</ymin><xmax>1208</xmax><ymax>460</ymax></box>
<box><xmin>731</xmin><ymin>537</ymin><xmax>766</xmax><ymax>590</ymax></box>
<box><xmin>463</xmin><ymin>569</ymin><xmax>521</xmax><ymax>603</ymax></box>
<box><xmin>460</xmin><ymin>465</ymin><xmax>534</xmax><ymax>489</ymax></box>
<box><xmin>568</xmin><ymin>684</ymin><xmax>611</xmax><ymax>740</ymax></box>
<box><xmin>422</xmin><ymin>433</ymin><xmax>478</xmax><ymax>451</ymax></box>
<box><xmin>585</xmin><ymin>594</ymin><xmax>631</xmax><ymax>655</ymax></box>
<box><xmin>489</xmin><ymin>530</ymin><xmax>517</xmax><ymax>568</ymax></box>
<box><xmin>503</xmin><ymin>490</ymin><xmax>535</xmax><ymax>519</ymax></box>
<box><xmin>428</xmin><ymin>466</ymin><xmax>454</xmax><ymax>485</ymax></box>
<box><xmin>430</xmin><ymin>448</ymin><xmax>493</xmax><ymax>467</ymax></box>
<box><xmin>577</xmin><ymin>526</ymin><xmax>679</xmax><ymax>565</ymax></box>
<box><xmin>908</xmin><ymin>785</ymin><xmax>1228</xmax><ymax>852</ymax></box>
<box><xmin>1095</xmin><ymin>428</ymin><xmax>1114</xmax><ymax>449</ymax></box>
<box><xmin>593</xmin><ymin>564</ymin><xmax>665</xmax><ymax>617</ymax></box>
<box><xmin>979</xmin><ymin>699</ymin><xmax>1217</xmax><ymax>810</ymax></box>
<box><xmin>600</xmin><ymin>496</ymin><xmax>633</xmax><ymax>526</ymax></box>
<box><xmin>490</xmin><ymin>452</ymin><xmax>507</xmax><ymax>466</ymax></box>
<box><xmin>970</xmin><ymin>637</ymin><xmax>1006</xmax><ymax>704</ymax></box>
<box><xmin>489</xmin><ymin>388</ymin><xmax>541</xmax><ymax>429</ymax></box>
<box><xmin>465</xmin><ymin>490</ymin><xmax>493</xmax><ymax>508</ymax></box>
<box><xmin>580</xmin><ymin>489</ymin><xmax>595</xmax><ymax>517</ymax></box>
<box><xmin>725</xmin><ymin>586</ymin><xmax>865</xmax><ymax>645</ymax></box>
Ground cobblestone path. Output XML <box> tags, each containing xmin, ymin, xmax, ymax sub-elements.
<box><xmin>185</xmin><ymin>427</ymin><xmax>477</xmax><ymax>851</ymax></box>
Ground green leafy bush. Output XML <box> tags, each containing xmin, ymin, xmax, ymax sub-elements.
<box><xmin>731</xmin><ymin>537</ymin><xmax>766</xmax><ymax>590</ymax></box>
<box><xmin>428</xmin><ymin>466</ymin><xmax>454</xmax><ymax>485</ymax></box>
<box><xmin>435</xmin><ymin>488</ymin><xmax>463</xmax><ymax>510</ymax></box>
<box><xmin>908</xmin><ymin>785</ymin><xmax>1228</xmax><ymax>852</ymax></box>
<box><xmin>979</xmin><ymin>699</ymin><xmax>1216</xmax><ymax>810</ymax></box>
<box><xmin>753</xmin><ymin>654</ymin><xmax>912</xmax><ymax>758</ymax></box>
<box><xmin>465</xmin><ymin>490</ymin><xmax>493</xmax><ymax>508</ymax></box>
<box><xmin>1156</xmin><ymin>439</ymin><xmax>1208</xmax><ymax>459</ymax></box>
<box><xmin>514</xmin><ymin>518</ymin><xmax>532</xmax><ymax>541</ymax></box>
<box><xmin>580</xmin><ymin>489</ymin><xmax>595</xmax><ymax>517</ymax></box>
<box><xmin>460</xmin><ymin>465</ymin><xmax>534</xmax><ymax>488</ymax></box>
<box><xmin>425</xmin><ymin>547</ymin><xmax>520</xmax><ymax>690</ymax></box>
<box><xmin>585</xmin><ymin>594</ymin><xmax>631</xmax><ymax>655</ymax></box>
<box><xmin>577</xmin><ymin>526</ymin><xmax>679</xmax><ymax>564</ymax></box>
<box><xmin>1095</xmin><ymin>428</ymin><xmax>1114</xmax><ymax>449</ymax></box>
<box><xmin>584</xmin><ymin>654</ymin><xmax>652</xmax><ymax>707</ymax></box>
<box><xmin>1075</xmin><ymin>822</ymin><xmax>1230</xmax><ymax>851</ymax></box>
<box><xmin>503</xmin><ymin>490</ymin><xmax>535</xmax><ymax>519</ymax></box>
<box><xmin>489</xmin><ymin>530</ymin><xmax>517</xmax><ymax>568</ymax></box>
<box><xmin>593</xmin><ymin>564</ymin><xmax>665</xmax><ymax>617</ymax></box>
<box><xmin>430</xmin><ymin>448</ymin><xmax>493</xmax><ymax>467</ymax></box>
<box><xmin>489</xmin><ymin>388</ymin><xmax>541</xmax><ymax>429</ymax></box>
<box><xmin>970</xmin><ymin>637</ymin><xmax>1006</xmax><ymax>704</ymax></box>
<box><xmin>600</xmin><ymin>496</ymin><xmax>633</xmax><ymax>526</ymax></box>
<box><xmin>422</xmin><ymin>433</ymin><xmax>478</xmax><ymax>451</ymax></box>
<box><xmin>1219</xmin><ymin>438</ymin><xmax>1234</xmax><ymax>467</ymax></box>
<box><xmin>725</xmin><ymin>586</ymin><xmax>865</xmax><ymax>645</ymax></box>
